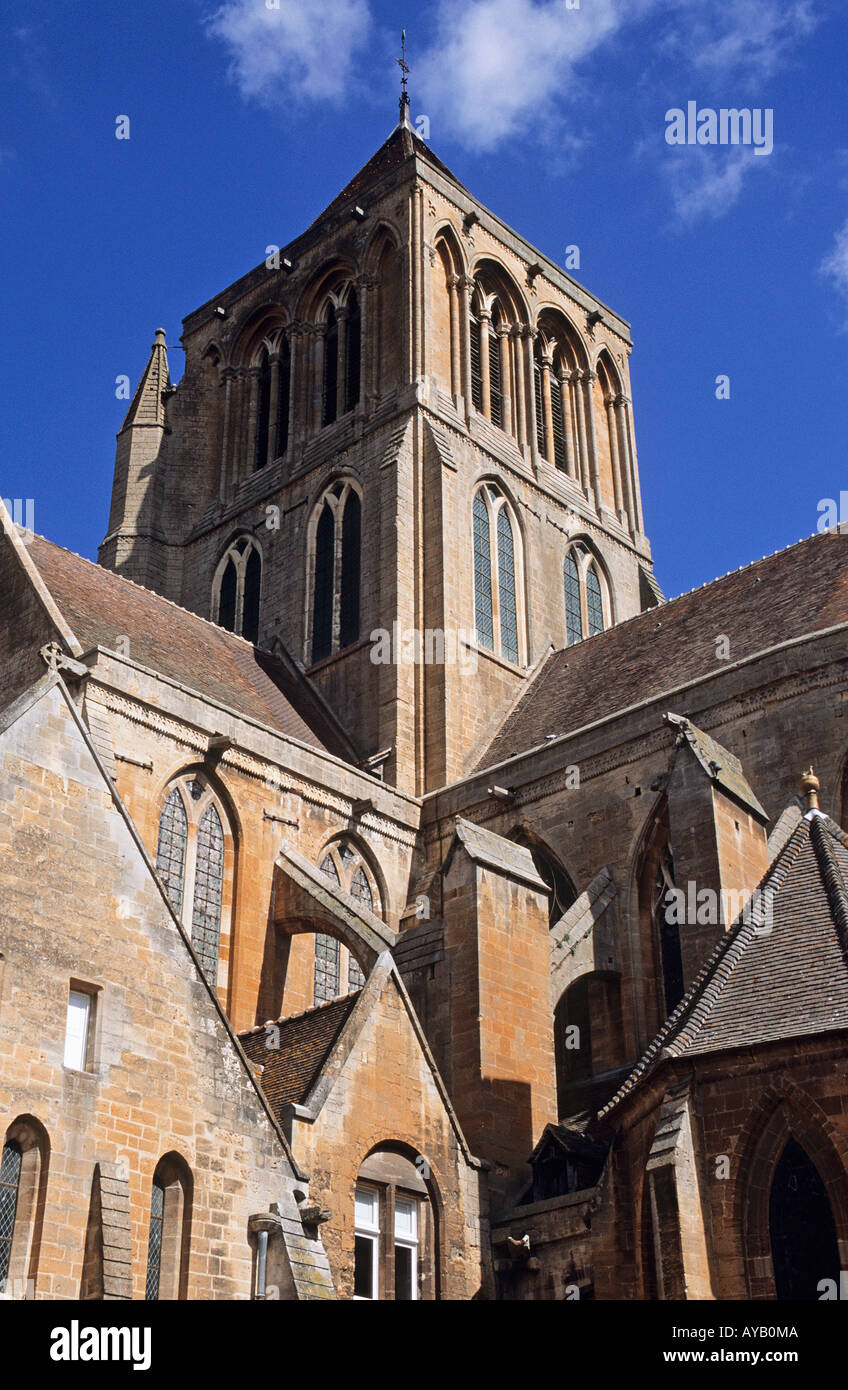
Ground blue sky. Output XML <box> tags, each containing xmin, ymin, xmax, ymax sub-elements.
<box><xmin>1</xmin><ymin>0</ymin><xmax>846</xmax><ymax>600</ymax></box>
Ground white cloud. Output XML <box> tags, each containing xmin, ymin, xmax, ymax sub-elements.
<box><xmin>415</xmin><ymin>0</ymin><xmax>627</xmax><ymax>152</ymax></box>
<box><xmin>661</xmin><ymin>145</ymin><xmax>771</xmax><ymax>227</ymax></box>
<box><xmin>663</xmin><ymin>0</ymin><xmax>817</xmax><ymax>81</ymax></box>
<box><xmin>413</xmin><ymin>0</ymin><xmax>817</xmax><ymax>155</ymax></box>
<box><xmin>821</xmin><ymin>219</ymin><xmax>848</xmax><ymax>328</ymax></box>
<box><xmin>206</xmin><ymin>0</ymin><xmax>372</xmax><ymax>105</ymax></box>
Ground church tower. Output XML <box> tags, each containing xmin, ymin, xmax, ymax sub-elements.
<box><xmin>100</xmin><ymin>95</ymin><xmax>659</xmax><ymax>796</ymax></box>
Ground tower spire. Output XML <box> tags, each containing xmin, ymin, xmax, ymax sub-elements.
<box><xmin>396</xmin><ymin>29</ymin><xmax>411</xmax><ymax>128</ymax></box>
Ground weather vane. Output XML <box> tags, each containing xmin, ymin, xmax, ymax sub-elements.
<box><xmin>396</xmin><ymin>29</ymin><xmax>410</xmax><ymax>119</ymax></box>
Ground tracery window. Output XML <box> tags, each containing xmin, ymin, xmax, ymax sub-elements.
<box><xmin>472</xmin><ymin>484</ymin><xmax>524</xmax><ymax>664</ymax></box>
<box><xmin>155</xmin><ymin>775</ymin><xmax>230</xmax><ymax>990</ymax></box>
<box><xmin>309</xmin><ymin>482</ymin><xmax>361</xmax><ymax>664</ymax></box>
<box><xmin>562</xmin><ymin>543</ymin><xmax>610</xmax><ymax>645</ymax></box>
<box><xmin>313</xmin><ymin>841</ymin><xmax>378</xmax><ymax>1003</ymax></box>
<box><xmin>212</xmin><ymin>536</ymin><xmax>262</xmax><ymax>644</ymax></box>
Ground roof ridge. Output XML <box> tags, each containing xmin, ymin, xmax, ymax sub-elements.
<box><xmin>810</xmin><ymin>815</ymin><xmax>848</xmax><ymax>962</ymax></box>
<box><xmin>237</xmin><ymin>990</ymin><xmax>361</xmax><ymax>1036</ymax></box>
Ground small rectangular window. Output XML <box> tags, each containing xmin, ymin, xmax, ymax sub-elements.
<box><xmin>64</xmin><ymin>987</ymin><xmax>94</xmax><ymax>1071</ymax></box>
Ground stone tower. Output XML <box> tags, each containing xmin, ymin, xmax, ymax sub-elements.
<box><xmin>100</xmin><ymin>102</ymin><xmax>659</xmax><ymax>796</ymax></box>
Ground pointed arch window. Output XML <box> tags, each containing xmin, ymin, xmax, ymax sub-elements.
<box><xmin>155</xmin><ymin>775</ymin><xmax>231</xmax><ymax>991</ymax></box>
<box><xmin>0</xmin><ymin>1139</ymin><xmax>22</xmax><ymax>1293</ymax></box>
<box><xmin>497</xmin><ymin>507</ymin><xmax>519</xmax><ymax>664</ymax></box>
<box><xmin>0</xmin><ymin>1118</ymin><xmax>48</xmax><ymax>1297</ymax></box>
<box><xmin>320</xmin><ymin>284</ymin><xmax>361</xmax><ymax>429</ymax></box>
<box><xmin>191</xmin><ymin>805</ymin><xmax>224</xmax><ymax>986</ymax></box>
<box><xmin>309</xmin><ymin>482</ymin><xmax>362</xmax><ymax>664</ymax></box>
<box><xmin>472</xmin><ymin>484</ymin><xmax>524</xmax><ymax>665</ymax></box>
<box><xmin>562</xmin><ymin>543</ymin><xmax>610</xmax><ymax>645</ymax></box>
<box><xmin>213</xmin><ymin>536</ymin><xmax>262</xmax><ymax>644</ymax></box>
<box><xmin>564</xmin><ymin>551</ymin><xmax>582</xmax><ymax>647</ymax></box>
<box><xmin>470</xmin><ymin>279</ymin><xmax>517</xmax><ymax>435</ymax></box>
<box><xmin>586</xmin><ymin>562</ymin><xmax>604</xmax><ymax>636</ymax></box>
<box><xmin>145</xmin><ymin>1155</ymin><xmax>192</xmax><ymax>1302</ymax></box>
<box><xmin>769</xmin><ymin>1138</ymin><xmax>840</xmax><ymax>1300</ymax></box>
<box><xmin>314</xmin><ymin>841</ymin><xmax>379</xmax><ymax>1003</ymax></box>
<box><xmin>473</xmin><ymin>492</ymin><xmax>493</xmax><ymax>651</ymax></box>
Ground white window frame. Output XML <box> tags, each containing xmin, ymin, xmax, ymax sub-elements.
<box><xmin>354</xmin><ymin>1184</ymin><xmax>380</xmax><ymax>1300</ymax></box>
<box><xmin>393</xmin><ymin>1194</ymin><xmax>419</xmax><ymax>1302</ymax></box>
<box><xmin>63</xmin><ymin>987</ymin><xmax>94</xmax><ymax>1071</ymax></box>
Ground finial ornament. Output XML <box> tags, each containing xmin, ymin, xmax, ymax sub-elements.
<box><xmin>397</xmin><ymin>29</ymin><xmax>411</xmax><ymax>124</ymax></box>
<box><xmin>801</xmin><ymin>766</ymin><xmax>820</xmax><ymax>812</ymax></box>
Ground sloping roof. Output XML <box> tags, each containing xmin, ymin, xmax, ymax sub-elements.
<box><xmin>479</xmin><ymin>532</ymin><xmax>848</xmax><ymax>769</ymax></box>
<box><xmin>445</xmin><ymin>816</ymin><xmax>548</xmax><ymax>891</ymax></box>
<box><xmin>25</xmin><ymin>535</ymin><xmax>355</xmax><ymax>758</ymax></box>
<box><xmin>666</xmin><ymin>713</ymin><xmax>767</xmax><ymax>821</ymax></box>
<box><xmin>600</xmin><ymin>812</ymin><xmax>848</xmax><ymax>1118</ymax></box>
<box><xmin>309</xmin><ymin>120</ymin><xmax>467</xmax><ymax>228</ymax></box>
<box><xmin>239</xmin><ymin>994</ymin><xmax>360</xmax><ymax>1111</ymax></box>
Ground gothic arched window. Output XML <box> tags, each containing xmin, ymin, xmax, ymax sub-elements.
<box><xmin>155</xmin><ymin>775</ymin><xmax>231</xmax><ymax>991</ymax></box>
<box><xmin>562</xmin><ymin>543</ymin><xmax>610</xmax><ymax>646</ymax></box>
<box><xmin>586</xmin><ymin>562</ymin><xmax>604</xmax><ymax>636</ymax></box>
<box><xmin>770</xmin><ymin>1139</ymin><xmax>840</xmax><ymax>1300</ymax></box>
<box><xmin>469</xmin><ymin>273</ymin><xmax>522</xmax><ymax>438</ymax></box>
<box><xmin>0</xmin><ymin>1118</ymin><xmax>48</xmax><ymax>1297</ymax></box>
<box><xmin>564</xmin><ymin>551</ymin><xmax>582</xmax><ymax>646</ymax></box>
<box><xmin>191</xmin><ymin>805</ymin><xmax>224</xmax><ymax>986</ymax></box>
<box><xmin>313</xmin><ymin>841</ymin><xmax>379</xmax><ymax>1003</ymax></box>
<box><xmin>535</xmin><ymin>338</ymin><xmax>570</xmax><ymax>472</ymax></box>
<box><xmin>472</xmin><ymin>484</ymin><xmax>524</xmax><ymax>664</ymax></box>
<box><xmin>319</xmin><ymin>284</ymin><xmax>361</xmax><ymax>429</ymax></box>
<box><xmin>0</xmin><ymin>1139</ymin><xmax>22</xmax><ymax>1293</ymax></box>
<box><xmin>497</xmin><ymin>506</ymin><xmax>519</xmax><ymax>664</ymax></box>
<box><xmin>309</xmin><ymin>482</ymin><xmax>362</xmax><ymax>664</ymax></box>
<box><xmin>473</xmin><ymin>491</ymin><xmax>493</xmax><ymax>651</ymax></box>
<box><xmin>212</xmin><ymin>536</ymin><xmax>262</xmax><ymax>644</ymax></box>
<box><xmin>145</xmin><ymin>1154</ymin><xmax>192</xmax><ymax>1302</ymax></box>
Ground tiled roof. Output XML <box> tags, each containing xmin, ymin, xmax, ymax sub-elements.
<box><xmin>479</xmin><ymin>532</ymin><xmax>848</xmax><ymax>769</ymax></box>
<box><xmin>239</xmin><ymin>994</ymin><xmax>360</xmax><ymax>1112</ymax></box>
<box><xmin>26</xmin><ymin>535</ymin><xmax>354</xmax><ymax>757</ymax></box>
<box><xmin>309</xmin><ymin>122</ymin><xmax>467</xmax><ymax>227</ymax></box>
<box><xmin>600</xmin><ymin>813</ymin><xmax>848</xmax><ymax>1117</ymax></box>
